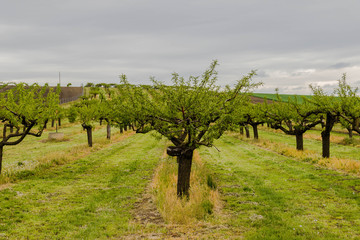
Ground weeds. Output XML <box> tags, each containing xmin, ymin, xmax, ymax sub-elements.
<box><xmin>151</xmin><ymin>150</ymin><xmax>221</xmax><ymax>224</ymax></box>
<box><xmin>229</xmin><ymin>132</ymin><xmax>360</xmax><ymax>176</ymax></box>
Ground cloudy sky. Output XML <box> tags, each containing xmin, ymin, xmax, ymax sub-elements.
<box><xmin>1</xmin><ymin>0</ymin><xmax>360</xmax><ymax>94</ymax></box>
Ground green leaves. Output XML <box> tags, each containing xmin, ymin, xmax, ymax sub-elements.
<box><xmin>0</xmin><ymin>83</ymin><xmax>59</xmax><ymax>129</ymax></box>
<box><xmin>70</xmin><ymin>98</ymin><xmax>100</xmax><ymax>128</ymax></box>
<box><xmin>121</xmin><ymin>61</ymin><xmax>259</xmax><ymax>150</ymax></box>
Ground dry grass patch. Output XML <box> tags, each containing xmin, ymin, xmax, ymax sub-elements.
<box><xmin>319</xmin><ymin>157</ymin><xmax>360</xmax><ymax>175</ymax></box>
<box><xmin>151</xmin><ymin>149</ymin><xmax>222</xmax><ymax>225</ymax></box>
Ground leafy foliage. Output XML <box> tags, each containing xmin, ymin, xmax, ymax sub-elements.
<box><xmin>0</xmin><ymin>83</ymin><xmax>60</xmax><ymax>173</ymax></box>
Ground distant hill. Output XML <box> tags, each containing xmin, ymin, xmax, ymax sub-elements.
<box><xmin>0</xmin><ymin>85</ymin><xmax>83</xmax><ymax>104</ymax></box>
<box><xmin>251</xmin><ymin>93</ymin><xmax>313</xmax><ymax>104</ymax></box>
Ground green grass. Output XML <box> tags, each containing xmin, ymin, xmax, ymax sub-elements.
<box><xmin>199</xmin><ymin>135</ymin><xmax>360</xmax><ymax>239</ymax></box>
<box><xmin>2</xmin><ymin>123</ymin><xmax>360</xmax><ymax>239</ymax></box>
<box><xmin>256</xmin><ymin>127</ymin><xmax>360</xmax><ymax>161</ymax></box>
<box><xmin>2</xmin><ymin>122</ymin><xmax>120</xmax><ymax>174</ymax></box>
<box><xmin>0</xmin><ymin>133</ymin><xmax>166</xmax><ymax>239</ymax></box>
<box><xmin>252</xmin><ymin>93</ymin><xmax>313</xmax><ymax>103</ymax></box>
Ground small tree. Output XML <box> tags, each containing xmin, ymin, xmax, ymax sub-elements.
<box><xmin>0</xmin><ymin>83</ymin><xmax>60</xmax><ymax>173</ymax></box>
<box><xmin>122</xmin><ymin>61</ymin><xmax>259</xmax><ymax>197</ymax></box>
<box><xmin>265</xmin><ymin>94</ymin><xmax>322</xmax><ymax>150</ymax></box>
<box><xmin>243</xmin><ymin>102</ymin><xmax>267</xmax><ymax>139</ymax></box>
<box><xmin>70</xmin><ymin>98</ymin><xmax>99</xmax><ymax>147</ymax></box>
<box><xmin>335</xmin><ymin>74</ymin><xmax>360</xmax><ymax>135</ymax></box>
<box><xmin>309</xmin><ymin>85</ymin><xmax>341</xmax><ymax>158</ymax></box>
<box><xmin>98</xmin><ymin>89</ymin><xmax>114</xmax><ymax>139</ymax></box>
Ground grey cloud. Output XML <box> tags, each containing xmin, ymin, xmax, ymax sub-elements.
<box><xmin>328</xmin><ymin>62</ymin><xmax>352</xmax><ymax>69</ymax></box>
<box><xmin>1</xmin><ymin>0</ymin><xmax>360</xmax><ymax>92</ymax></box>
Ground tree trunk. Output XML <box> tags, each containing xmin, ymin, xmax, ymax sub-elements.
<box><xmin>58</xmin><ymin>118</ymin><xmax>61</xmax><ymax>127</ymax></box>
<box><xmin>99</xmin><ymin>119</ymin><xmax>102</xmax><ymax>126</ymax></box>
<box><xmin>120</xmin><ymin>126</ymin><xmax>123</xmax><ymax>134</ymax></box>
<box><xmin>86</xmin><ymin>127</ymin><xmax>93</xmax><ymax>147</ymax></box>
<box><xmin>10</xmin><ymin>125</ymin><xmax>14</xmax><ymax>133</ymax></box>
<box><xmin>177</xmin><ymin>149</ymin><xmax>194</xmax><ymax>198</ymax></box>
<box><xmin>51</xmin><ymin>119</ymin><xmax>55</xmax><ymax>128</ymax></box>
<box><xmin>106</xmin><ymin>123</ymin><xmax>111</xmax><ymax>139</ymax></box>
<box><xmin>295</xmin><ymin>133</ymin><xmax>304</xmax><ymax>151</ymax></box>
<box><xmin>245</xmin><ymin>126</ymin><xmax>250</xmax><ymax>138</ymax></box>
<box><xmin>321</xmin><ymin>112</ymin><xmax>336</xmax><ymax>158</ymax></box>
<box><xmin>0</xmin><ymin>145</ymin><xmax>3</xmax><ymax>174</ymax></box>
<box><xmin>321</xmin><ymin>130</ymin><xmax>330</xmax><ymax>158</ymax></box>
<box><xmin>240</xmin><ymin>126</ymin><xmax>244</xmax><ymax>135</ymax></box>
<box><xmin>124</xmin><ymin>125</ymin><xmax>128</xmax><ymax>131</ymax></box>
<box><xmin>347</xmin><ymin>127</ymin><xmax>353</xmax><ymax>139</ymax></box>
<box><xmin>252</xmin><ymin>124</ymin><xmax>259</xmax><ymax>139</ymax></box>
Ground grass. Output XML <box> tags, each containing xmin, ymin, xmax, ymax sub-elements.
<box><xmin>151</xmin><ymin>150</ymin><xmax>221</xmax><ymax>224</ymax></box>
<box><xmin>0</xmin><ymin>133</ymin><xmax>166</xmax><ymax>239</ymax></box>
<box><xmin>256</xmin><ymin>126</ymin><xmax>360</xmax><ymax>161</ymax></box>
<box><xmin>252</xmin><ymin>93</ymin><xmax>313</xmax><ymax>103</ymax></box>
<box><xmin>0</xmin><ymin>122</ymin><xmax>129</xmax><ymax>183</ymax></box>
<box><xmin>1</xmin><ymin>122</ymin><xmax>360</xmax><ymax>239</ymax></box>
<box><xmin>200</xmin><ymin>135</ymin><xmax>360</xmax><ymax>239</ymax></box>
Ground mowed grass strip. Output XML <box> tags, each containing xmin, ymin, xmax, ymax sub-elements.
<box><xmin>0</xmin><ymin>133</ymin><xmax>166</xmax><ymax>239</ymax></box>
<box><xmin>2</xmin><ymin>122</ymin><xmax>121</xmax><ymax>172</ymax></box>
<box><xmin>199</xmin><ymin>135</ymin><xmax>360</xmax><ymax>240</ymax></box>
<box><xmin>256</xmin><ymin>127</ymin><xmax>360</xmax><ymax>161</ymax></box>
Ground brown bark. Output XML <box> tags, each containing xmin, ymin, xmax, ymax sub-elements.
<box><xmin>106</xmin><ymin>123</ymin><xmax>111</xmax><ymax>139</ymax></box>
<box><xmin>0</xmin><ymin>145</ymin><xmax>3</xmax><ymax>174</ymax></box>
<box><xmin>240</xmin><ymin>126</ymin><xmax>244</xmax><ymax>135</ymax></box>
<box><xmin>295</xmin><ymin>133</ymin><xmax>304</xmax><ymax>151</ymax></box>
<box><xmin>176</xmin><ymin>149</ymin><xmax>194</xmax><ymax>198</ymax></box>
<box><xmin>252</xmin><ymin>124</ymin><xmax>259</xmax><ymax>139</ymax></box>
<box><xmin>245</xmin><ymin>126</ymin><xmax>250</xmax><ymax>138</ymax></box>
<box><xmin>86</xmin><ymin>127</ymin><xmax>93</xmax><ymax>147</ymax></box>
<box><xmin>321</xmin><ymin>112</ymin><xmax>336</xmax><ymax>158</ymax></box>
<box><xmin>321</xmin><ymin>130</ymin><xmax>330</xmax><ymax>158</ymax></box>
<box><xmin>347</xmin><ymin>127</ymin><xmax>353</xmax><ymax>139</ymax></box>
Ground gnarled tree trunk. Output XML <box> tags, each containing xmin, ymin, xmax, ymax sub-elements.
<box><xmin>252</xmin><ymin>124</ymin><xmax>259</xmax><ymax>139</ymax></box>
<box><xmin>107</xmin><ymin>123</ymin><xmax>111</xmax><ymax>139</ymax></box>
<box><xmin>167</xmin><ymin>146</ymin><xmax>194</xmax><ymax>198</ymax></box>
<box><xmin>295</xmin><ymin>133</ymin><xmax>304</xmax><ymax>151</ymax></box>
<box><xmin>321</xmin><ymin>113</ymin><xmax>336</xmax><ymax>158</ymax></box>
<box><xmin>84</xmin><ymin>126</ymin><xmax>93</xmax><ymax>147</ymax></box>
<box><xmin>177</xmin><ymin>149</ymin><xmax>193</xmax><ymax>198</ymax></box>
<box><xmin>240</xmin><ymin>126</ymin><xmax>244</xmax><ymax>135</ymax></box>
<box><xmin>0</xmin><ymin>145</ymin><xmax>3</xmax><ymax>174</ymax></box>
<box><xmin>321</xmin><ymin>130</ymin><xmax>330</xmax><ymax>158</ymax></box>
<box><xmin>245</xmin><ymin>126</ymin><xmax>250</xmax><ymax>138</ymax></box>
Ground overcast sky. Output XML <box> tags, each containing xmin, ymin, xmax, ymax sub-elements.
<box><xmin>1</xmin><ymin>0</ymin><xmax>360</xmax><ymax>94</ymax></box>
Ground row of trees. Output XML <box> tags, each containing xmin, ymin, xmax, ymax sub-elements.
<box><xmin>234</xmin><ymin>74</ymin><xmax>359</xmax><ymax>159</ymax></box>
<box><xmin>1</xmin><ymin>63</ymin><xmax>358</xmax><ymax>200</ymax></box>
<box><xmin>0</xmin><ymin>83</ymin><xmax>60</xmax><ymax>173</ymax></box>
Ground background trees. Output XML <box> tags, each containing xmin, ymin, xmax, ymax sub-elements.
<box><xmin>0</xmin><ymin>83</ymin><xmax>60</xmax><ymax>173</ymax></box>
<box><xmin>265</xmin><ymin>95</ymin><xmax>322</xmax><ymax>150</ymax></box>
<box><xmin>336</xmin><ymin>74</ymin><xmax>360</xmax><ymax>136</ymax></box>
<box><xmin>309</xmin><ymin>85</ymin><xmax>341</xmax><ymax>158</ymax></box>
<box><xmin>69</xmin><ymin>98</ymin><xmax>99</xmax><ymax>147</ymax></box>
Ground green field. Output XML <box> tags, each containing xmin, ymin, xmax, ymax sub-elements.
<box><xmin>252</xmin><ymin>93</ymin><xmax>313</xmax><ymax>103</ymax></box>
<box><xmin>0</xmin><ymin>124</ymin><xmax>360</xmax><ymax>239</ymax></box>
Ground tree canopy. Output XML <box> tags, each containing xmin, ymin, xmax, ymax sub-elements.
<box><xmin>0</xmin><ymin>83</ymin><xmax>60</xmax><ymax>173</ymax></box>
